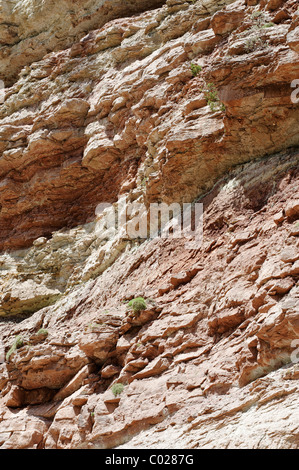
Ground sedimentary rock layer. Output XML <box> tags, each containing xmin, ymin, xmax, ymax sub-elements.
<box><xmin>0</xmin><ymin>0</ymin><xmax>298</xmax><ymax>251</ymax></box>
<box><xmin>0</xmin><ymin>0</ymin><xmax>298</xmax><ymax>450</ymax></box>
<box><xmin>0</xmin><ymin>149</ymin><xmax>298</xmax><ymax>448</ymax></box>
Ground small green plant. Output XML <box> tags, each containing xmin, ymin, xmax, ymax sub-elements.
<box><xmin>190</xmin><ymin>63</ymin><xmax>202</xmax><ymax>77</ymax></box>
<box><xmin>203</xmin><ymin>83</ymin><xmax>225</xmax><ymax>113</ymax></box>
<box><xmin>128</xmin><ymin>297</ymin><xmax>147</xmax><ymax>314</ymax></box>
<box><xmin>111</xmin><ymin>383</ymin><xmax>125</xmax><ymax>397</ymax></box>
<box><xmin>244</xmin><ymin>11</ymin><xmax>274</xmax><ymax>53</ymax></box>
<box><xmin>251</xmin><ymin>11</ymin><xmax>264</xmax><ymax>20</ymax></box>
<box><xmin>6</xmin><ymin>335</ymin><xmax>24</xmax><ymax>362</ymax></box>
<box><xmin>37</xmin><ymin>328</ymin><xmax>48</xmax><ymax>336</ymax></box>
<box><xmin>87</xmin><ymin>322</ymin><xmax>101</xmax><ymax>331</ymax></box>
<box><xmin>245</xmin><ymin>36</ymin><xmax>263</xmax><ymax>52</ymax></box>
<box><xmin>205</xmin><ymin>82</ymin><xmax>218</xmax><ymax>107</ymax></box>
<box><xmin>261</xmin><ymin>22</ymin><xmax>275</xmax><ymax>28</ymax></box>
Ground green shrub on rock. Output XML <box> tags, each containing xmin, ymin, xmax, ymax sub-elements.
<box><xmin>127</xmin><ymin>297</ymin><xmax>147</xmax><ymax>315</ymax></box>
<box><xmin>111</xmin><ymin>383</ymin><xmax>125</xmax><ymax>397</ymax></box>
<box><xmin>6</xmin><ymin>335</ymin><xmax>24</xmax><ymax>362</ymax></box>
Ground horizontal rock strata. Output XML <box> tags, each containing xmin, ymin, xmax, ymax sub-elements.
<box><xmin>0</xmin><ymin>149</ymin><xmax>298</xmax><ymax>448</ymax></box>
<box><xmin>0</xmin><ymin>0</ymin><xmax>298</xmax><ymax>450</ymax></box>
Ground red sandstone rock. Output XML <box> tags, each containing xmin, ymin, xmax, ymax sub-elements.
<box><xmin>0</xmin><ymin>0</ymin><xmax>299</xmax><ymax>451</ymax></box>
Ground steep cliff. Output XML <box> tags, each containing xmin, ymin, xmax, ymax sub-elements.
<box><xmin>0</xmin><ymin>0</ymin><xmax>298</xmax><ymax>449</ymax></box>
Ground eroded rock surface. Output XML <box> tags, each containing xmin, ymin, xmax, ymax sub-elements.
<box><xmin>0</xmin><ymin>0</ymin><xmax>298</xmax><ymax>252</ymax></box>
<box><xmin>0</xmin><ymin>149</ymin><xmax>298</xmax><ymax>449</ymax></box>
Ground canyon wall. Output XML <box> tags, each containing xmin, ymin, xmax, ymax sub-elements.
<box><xmin>0</xmin><ymin>0</ymin><xmax>298</xmax><ymax>449</ymax></box>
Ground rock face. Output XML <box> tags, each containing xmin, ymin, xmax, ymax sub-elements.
<box><xmin>0</xmin><ymin>0</ymin><xmax>166</xmax><ymax>86</ymax></box>
<box><xmin>1</xmin><ymin>0</ymin><xmax>298</xmax><ymax>252</ymax></box>
<box><xmin>0</xmin><ymin>0</ymin><xmax>298</xmax><ymax>450</ymax></box>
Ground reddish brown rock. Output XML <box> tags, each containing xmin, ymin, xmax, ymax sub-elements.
<box><xmin>266</xmin><ymin>0</ymin><xmax>285</xmax><ymax>10</ymax></box>
<box><xmin>0</xmin><ymin>0</ymin><xmax>299</xmax><ymax>452</ymax></box>
<box><xmin>211</xmin><ymin>3</ymin><xmax>245</xmax><ymax>36</ymax></box>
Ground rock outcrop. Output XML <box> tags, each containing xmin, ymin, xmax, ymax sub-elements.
<box><xmin>0</xmin><ymin>0</ymin><xmax>298</xmax><ymax>449</ymax></box>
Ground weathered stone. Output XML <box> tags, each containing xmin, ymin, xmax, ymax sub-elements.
<box><xmin>78</xmin><ymin>326</ymin><xmax>119</xmax><ymax>362</ymax></box>
<box><xmin>53</xmin><ymin>364</ymin><xmax>96</xmax><ymax>401</ymax></box>
<box><xmin>211</xmin><ymin>6</ymin><xmax>245</xmax><ymax>36</ymax></box>
<box><xmin>208</xmin><ymin>308</ymin><xmax>245</xmax><ymax>334</ymax></box>
<box><xmin>0</xmin><ymin>0</ymin><xmax>299</xmax><ymax>452</ymax></box>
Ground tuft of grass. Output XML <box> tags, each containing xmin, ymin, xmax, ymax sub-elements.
<box><xmin>37</xmin><ymin>328</ymin><xmax>48</xmax><ymax>336</ymax></box>
<box><xmin>6</xmin><ymin>335</ymin><xmax>24</xmax><ymax>362</ymax></box>
<box><xmin>261</xmin><ymin>22</ymin><xmax>275</xmax><ymax>28</ymax></box>
<box><xmin>111</xmin><ymin>383</ymin><xmax>125</xmax><ymax>397</ymax></box>
<box><xmin>128</xmin><ymin>297</ymin><xmax>147</xmax><ymax>315</ymax></box>
<box><xmin>190</xmin><ymin>63</ymin><xmax>202</xmax><ymax>77</ymax></box>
